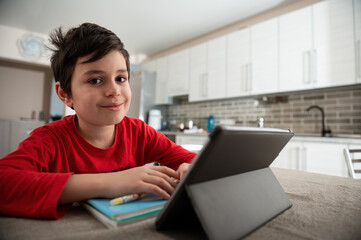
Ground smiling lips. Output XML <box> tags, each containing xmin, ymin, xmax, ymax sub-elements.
<box><xmin>102</xmin><ymin>103</ymin><xmax>123</xmax><ymax>111</ymax></box>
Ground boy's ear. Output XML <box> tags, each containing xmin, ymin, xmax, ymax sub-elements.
<box><xmin>55</xmin><ymin>82</ymin><xmax>73</xmax><ymax>108</ymax></box>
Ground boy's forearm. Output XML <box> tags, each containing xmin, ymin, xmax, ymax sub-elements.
<box><xmin>58</xmin><ymin>174</ymin><xmax>106</xmax><ymax>205</ymax></box>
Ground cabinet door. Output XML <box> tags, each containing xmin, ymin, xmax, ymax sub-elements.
<box><xmin>279</xmin><ymin>7</ymin><xmax>313</xmax><ymax>92</ymax></box>
<box><xmin>271</xmin><ymin>141</ymin><xmax>303</xmax><ymax>170</ymax></box>
<box><xmin>250</xmin><ymin>18</ymin><xmax>279</xmax><ymax>95</ymax></box>
<box><xmin>155</xmin><ymin>56</ymin><xmax>170</xmax><ymax>104</ymax></box>
<box><xmin>189</xmin><ymin>43</ymin><xmax>207</xmax><ymax>102</ymax></box>
<box><xmin>9</xmin><ymin>120</ymin><xmax>45</xmax><ymax>153</ymax></box>
<box><xmin>226</xmin><ymin>28</ymin><xmax>251</xmax><ymax>97</ymax></box>
<box><xmin>175</xmin><ymin>135</ymin><xmax>208</xmax><ymax>145</ymax></box>
<box><xmin>355</xmin><ymin>0</ymin><xmax>361</xmax><ymax>83</ymax></box>
<box><xmin>168</xmin><ymin>49</ymin><xmax>190</xmax><ymax>96</ymax></box>
<box><xmin>303</xmin><ymin>142</ymin><xmax>349</xmax><ymax>177</ymax></box>
<box><xmin>207</xmin><ymin>36</ymin><xmax>227</xmax><ymax>100</ymax></box>
<box><xmin>313</xmin><ymin>0</ymin><xmax>355</xmax><ymax>87</ymax></box>
<box><xmin>175</xmin><ymin>135</ymin><xmax>208</xmax><ymax>153</ymax></box>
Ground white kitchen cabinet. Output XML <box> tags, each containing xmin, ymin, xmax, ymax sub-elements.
<box><xmin>0</xmin><ymin>119</ymin><xmax>45</xmax><ymax>158</ymax></box>
<box><xmin>279</xmin><ymin>0</ymin><xmax>356</xmax><ymax>92</ymax></box>
<box><xmin>167</xmin><ymin>49</ymin><xmax>190</xmax><ymax>96</ymax></box>
<box><xmin>279</xmin><ymin>7</ymin><xmax>314</xmax><ymax>92</ymax></box>
<box><xmin>250</xmin><ymin>18</ymin><xmax>279</xmax><ymax>95</ymax></box>
<box><xmin>354</xmin><ymin>0</ymin><xmax>361</xmax><ymax>83</ymax></box>
<box><xmin>175</xmin><ymin>134</ymin><xmax>208</xmax><ymax>145</ymax></box>
<box><xmin>313</xmin><ymin>0</ymin><xmax>355</xmax><ymax>87</ymax></box>
<box><xmin>207</xmin><ymin>36</ymin><xmax>227</xmax><ymax>100</ymax></box>
<box><xmin>189</xmin><ymin>43</ymin><xmax>207</xmax><ymax>102</ymax></box>
<box><xmin>302</xmin><ymin>142</ymin><xmax>348</xmax><ymax>177</ymax></box>
<box><xmin>226</xmin><ymin>17</ymin><xmax>282</xmax><ymax>97</ymax></box>
<box><xmin>272</xmin><ymin>141</ymin><xmax>303</xmax><ymax>170</ymax></box>
<box><xmin>154</xmin><ymin>56</ymin><xmax>171</xmax><ymax>104</ymax></box>
<box><xmin>175</xmin><ymin>134</ymin><xmax>208</xmax><ymax>153</ymax></box>
<box><xmin>226</xmin><ymin>28</ymin><xmax>251</xmax><ymax>97</ymax></box>
<box><xmin>189</xmin><ymin>36</ymin><xmax>227</xmax><ymax>102</ymax></box>
<box><xmin>145</xmin><ymin>0</ymin><xmax>359</xmax><ymax>100</ymax></box>
<box><xmin>272</xmin><ymin>137</ymin><xmax>352</xmax><ymax>177</ymax></box>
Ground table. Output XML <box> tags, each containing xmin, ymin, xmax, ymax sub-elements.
<box><xmin>1</xmin><ymin>168</ymin><xmax>361</xmax><ymax>240</ymax></box>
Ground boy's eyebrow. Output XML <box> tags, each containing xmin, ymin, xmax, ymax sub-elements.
<box><xmin>81</xmin><ymin>69</ymin><xmax>128</xmax><ymax>77</ymax></box>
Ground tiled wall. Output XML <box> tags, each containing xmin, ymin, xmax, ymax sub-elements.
<box><xmin>166</xmin><ymin>86</ymin><xmax>361</xmax><ymax>135</ymax></box>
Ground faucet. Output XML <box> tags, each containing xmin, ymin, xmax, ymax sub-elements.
<box><xmin>306</xmin><ymin>105</ymin><xmax>332</xmax><ymax>137</ymax></box>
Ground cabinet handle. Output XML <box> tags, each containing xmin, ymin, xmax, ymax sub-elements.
<box><xmin>301</xmin><ymin>147</ymin><xmax>307</xmax><ymax>171</ymax></box>
<box><xmin>357</xmin><ymin>40</ymin><xmax>361</xmax><ymax>79</ymax></box>
<box><xmin>311</xmin><ymin>49</ymin><xmax>317</xmax><ymax>83</ymax></box>
<box><xmin>248</xmin><ymin>63</ymin><xmax>252</xmax><ymax>92</ymax></box>
<box><xmin>295</xmin><ymin>147</ymin><xmax>300</xmax><ymax>170</ymax></box>
<box><xmin>242</xmin><ymin>64</ymin><xmax>247</xmax><ymax>92</ymax></box>
<box><xmin>244</xmin><ymin>63</ymin><xmax>249</xmax><ymax>92</ymax></box>
<box><xmin>202</xmin><ymin>73</ymin><xmax>208</xmax><ymax>97</ymax></box>
<box><xmin>199</xmin><ymin>74</ymin><xmax>206</xmax><ymax>97</ymax></box>
<box><xmin>199</xmin><ymin>74</ymin><xmax>203</xmax><ymax>97</ymax></box>
<box><xmin>303</xmin><ymin>51</ymin><xmax>311</xmax><ymax>84</ymax></box>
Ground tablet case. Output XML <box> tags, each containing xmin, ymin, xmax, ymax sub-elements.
<box><xmin>186</xmin><ymin>168</ymin><xmax>291</xmax><ymax>240</ymax></box>
<box><xmin>156</xmin><ymin>126</ymin><xmax>293</xmax><ymax>240</ymax></box>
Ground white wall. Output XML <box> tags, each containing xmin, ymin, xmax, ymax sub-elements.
<box><xmin>0</xmin><ymin>64</ymin><xmax>44</xmax><ymax>120</ymax></box>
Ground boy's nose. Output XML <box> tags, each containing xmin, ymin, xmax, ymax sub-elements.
<box><xmin>105</xmin><ymin>81</ymin><xmax>121</xmax><ymax>97</ymax></box>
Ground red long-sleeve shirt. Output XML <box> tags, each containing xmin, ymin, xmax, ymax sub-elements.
<box><xmin>0</xmin><ymin>115</ymin><xmax>195</xmax><ymax>219</ymax></box>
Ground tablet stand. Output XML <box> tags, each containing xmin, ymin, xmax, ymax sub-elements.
<box><xmin>185</xmin><ymin>167</ymin><xmax>292</xmax><ymax>240</ymax></box>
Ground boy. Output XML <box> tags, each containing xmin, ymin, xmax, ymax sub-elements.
<box><xmin>0</xmin><ymin>23</ymin><xmax>196</xmax><ymax>219</ymax></box>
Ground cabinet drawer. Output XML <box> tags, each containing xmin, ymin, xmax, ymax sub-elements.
<box><xmin>175</xmin><ymin>135</ymin><xmax>208</xmax><ymax>145</ymax></box>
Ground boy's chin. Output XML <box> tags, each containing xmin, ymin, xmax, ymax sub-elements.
<box><xmin>106</xmin><ymin>116</ymin><xmax>125</xmax><ymax>125</ymax></box>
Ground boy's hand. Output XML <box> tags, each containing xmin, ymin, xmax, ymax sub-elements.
<box><xmin>177</xmin><ymin>163</ymin><xmax>190</xmax><ymax>180</ymax></box>
<box><xmin>103</xmin><ymin>165</ymin><xmax>180</xmax><ymax>200</ymax></box>
<box><xmin>58</xmin><ymin>164</ymin><xmax>190</xmax><ymax>205</ymax></box>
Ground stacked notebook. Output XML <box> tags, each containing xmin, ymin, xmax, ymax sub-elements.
<box><xmin>82</xmin><ymin>194</ymin><xmax>167</xmax><ymax>228</ymax></box>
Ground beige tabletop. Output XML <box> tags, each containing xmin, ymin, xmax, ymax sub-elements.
<box><xmin>1</xmin><ymin>168</ymin><xmax>361</xmax><ymax>240</ymax></box>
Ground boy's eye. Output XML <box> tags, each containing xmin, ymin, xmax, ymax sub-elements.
<box><xmin>89</xmin><ymin>78</ymin><xmax>102</xmax><ymax>85</ymax></box>
<box><xmin>116</xmin><ymin>77</ymin><xmax>127</xmax><ymax>83</ymax></box>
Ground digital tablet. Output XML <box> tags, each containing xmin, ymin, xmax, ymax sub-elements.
<box><xmin>156</xmin><ymin>125</ymin><xmax>294</xmax><ymax>239</ymax></box>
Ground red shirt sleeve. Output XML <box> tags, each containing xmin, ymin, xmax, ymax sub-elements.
<box><xmin>0</xmin><ymin>130</ymin><xmax>72</xmax><ymax>219</ymax></box>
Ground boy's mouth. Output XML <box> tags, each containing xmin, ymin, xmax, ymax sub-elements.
<box><xmin>101</xmin><ymin>103</ymin><xmax>123</xmax><ymax>111</ymax></box>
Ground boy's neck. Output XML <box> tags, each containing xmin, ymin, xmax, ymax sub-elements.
<box><xmin>75</xmin><ymin>117</ymin><xmax>116</xmax><ymax>149</ymax></box>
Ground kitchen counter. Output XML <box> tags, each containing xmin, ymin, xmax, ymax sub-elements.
<box><xmin>160</xmin><ymin>130</ymin><xmax>208</xmax><ymax>137</ymax></box>
<box><xmin>161</xmin><ymin>130</ymin><xmax>361</xmax><ymax>144</ymax></box>
<box><xmin>293</xmin><ymin>134</ymin><xmax>361</xmax><ymax>144</ymax></box>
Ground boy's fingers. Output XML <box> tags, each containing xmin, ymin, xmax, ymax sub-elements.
<box><xmin>142</xmin><ymin>182</ymin><xmax>170</xmax><ymax>200</ymax></box>
<box><xmin>144</xmin><ymin>173</ymin><xmax>176</xmax><ymax>194</ymax></box>
<box><xmin>148</xmin><ymin>165</ymin><xmax>180</xmax><ymax>179</ymax></box>
<box><xmin>147</xmin><ymin>167</ymin><xmax>178</xmax><ymax>188</ymax></box>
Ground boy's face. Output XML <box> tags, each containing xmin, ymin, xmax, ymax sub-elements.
<box><xmin>68</xmin><ymin>50</ymin><xmax>131</xmax><ymax>128</ymax></box>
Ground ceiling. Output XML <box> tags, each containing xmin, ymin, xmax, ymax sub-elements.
<box><xmin>0</xmin><ymin>0</ymin><xmax>299</xmax><ymax>62</ymax></box>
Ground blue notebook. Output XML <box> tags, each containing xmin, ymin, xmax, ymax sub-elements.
<box><xmin>82</xmin><ymin>194</ymin><xmax>167</xmax><ymax>228</ymax></box>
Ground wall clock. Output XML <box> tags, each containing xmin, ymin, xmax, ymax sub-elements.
<box><xmin>17</xmin><ymin>33</ymin><xmax>46</xmax><ymax>61</ymax></box>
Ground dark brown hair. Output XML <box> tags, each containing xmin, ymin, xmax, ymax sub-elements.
<box><xmin>48</xmin><ymin>23</ymin><xmax>130</xmax><ymax>97</ymax></box>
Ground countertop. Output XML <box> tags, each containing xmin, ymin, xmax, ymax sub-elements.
<box><xmin>160</xmin><ymin>130</ymin><xmax>361</xmax><ymax>144</ymax></box>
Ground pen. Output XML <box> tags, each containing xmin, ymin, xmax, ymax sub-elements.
<box><xmin>110</xmin><ymin>193</ymin><xmax>150</xmax><ymax>206</ymax></box>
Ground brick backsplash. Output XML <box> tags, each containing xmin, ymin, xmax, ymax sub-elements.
<box><xmin>166</xmin><ymin>86</ymin><xmax>361</xmax><ymax>135</ymax></box>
